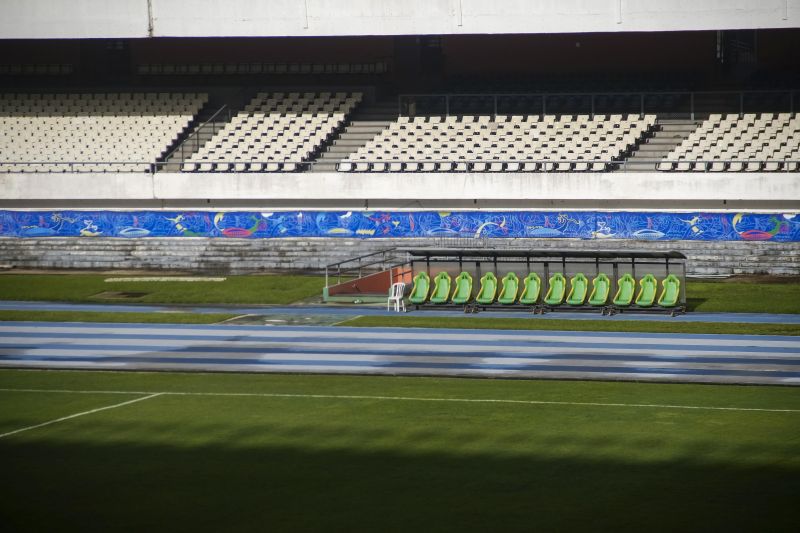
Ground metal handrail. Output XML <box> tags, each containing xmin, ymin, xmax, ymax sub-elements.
<box><xmin>336</xmin><ymin>158</ymin><xmax>800</xmax><ymax>172</ymax></box>
<box><xmin>0</xmin><ymin>161</ymin><xmax>157</xmax><ymax>173</ymax></box>
<box><xmin>162</xmin><ymin>104</ymin><xmax>230</xmax><ymax>163</ymax></box>
<box><xmin>399</xmin><ymin>89</ymin><xmax>798</xmax><ymax>119</ymax></box>
<box><xmin>324</xmin><ymin>248</ymin><xmax>404</xmax><ymax>287</ymax></box>
<box><xmin>3</xmin><ymin>158</ymin><xmax>799</xmax><ymax>174</ymax></box>
<box><xmin>3</xmin><ymin>157</ymin><xmax>799</xmax><ymax>174</ymax></box>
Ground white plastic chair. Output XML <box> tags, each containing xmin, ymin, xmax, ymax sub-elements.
<box><xmin>387</xmin><ymin>282</ymin><xmax>406</xmax><ymax>312</ymax></box>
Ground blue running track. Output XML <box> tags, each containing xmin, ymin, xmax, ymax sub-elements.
<box><xmin>1</xmin><ymin>321</ymin><xmax>798</xmax><ymax>385</ymax></box>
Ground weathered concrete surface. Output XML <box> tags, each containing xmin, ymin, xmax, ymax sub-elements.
<box><xmin>1</xmin><ymin>237</ymin><xmax>798</xmax><ymax>276</ymax></box>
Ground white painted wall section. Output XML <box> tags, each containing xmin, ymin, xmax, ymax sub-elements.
<box><xmin>2</xmin><ymin>172</ymin><xmax>799</xmax><ymax>205</ymax></box>
<box><xmin>0</xmin><ymin>0</ymin><xmax>149</xmax><ymax>39</ymax></box>
<box><xmin>0</xmin><ymin>173</ymin><xmax>155</xmax><ymax>200</ymax></box>
<box><xmin>1</xmin><ymin>0</ymin><xmax>798</xmax><ymax>39</ymax></box>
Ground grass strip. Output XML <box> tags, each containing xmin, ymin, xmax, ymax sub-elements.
<box><xmin>0</xmin><ymin>274</ymin><xmax>325</xmax><ymax>305</ymax></box>
<box><xmin>688</xmin><ymin>281</ymin><xmax>800</xmax><ymax>314</ymax></box>
<box><xmin>0</xmin><ymin>310</ymin><xmax>238</xmax><ymax>324</ymax></box>
<box><xmin>337</xmin><ymin>315</ymin><xmax>800</xmax><ymax>336</ymax></box>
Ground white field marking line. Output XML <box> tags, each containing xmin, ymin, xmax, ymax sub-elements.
<box><xmin>0</xmin><ymin>392</ymin><xmax>162</xmax><ymax>439</ymax></box>
<box><xmin>104</xmin><ymin>277</ymin><xmax>226</xmax><ymax>282</ymax></box>
<box><xmin>330</xmin><ymin>315</ymin><xmax>364</xmax><ymax>327</ymax></box>
<box><xmin>0</xmin><ymin>388</ymin><xmax>798</xmax><ymax>413</ymax></box>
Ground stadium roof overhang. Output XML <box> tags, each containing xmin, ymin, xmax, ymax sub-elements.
<box><xmin>405</xmin><ymin>249</ymin><xmax>687</xmax><ymax>260</ymax></box>
<box><xmin>1</xmin><ymin>0</ymin><xmax>798</xmax><ymax>40</ymax></box>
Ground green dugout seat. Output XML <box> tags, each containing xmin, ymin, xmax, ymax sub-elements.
<box><xmin>408</xmin><ymin>272</ymin><xmax>430</xmax><ymax>305</ymax></box>
<box><xmin>475</xmin><ymin>272</ymin><xmax>498</xmax><ymax>305</ymax></box>
<box><xmin>635</xmin><ymin>273</ymin><xmax>658</xmax><ymax>307</ymax></box>
<box><xmin>543</xmin><ymin>273</ymin><xmax>566</xmax><ymax>306</ymax></box>
<box><xmin>588</xmin><ymin>273</ymin><xmax>611</xmax><ymax>306</ymax></box>
<box><xmin>497</xmin><ymin>272</ymin><xmax>519</xmax><ymax>305</ymax></box>
<box><xmin>565</xmin><ymin>273</ymin><xmax>589</xmax><ymax>306</ymax></box>
<box><xmin>519</xmin><ymin>273</ymin><xmax>541</xmax><ymax>305</ymax></box>
<box><xmin>612</xmin><ymin>273</ymin><xmax>636</xmax><ymax>307</ymax></box>
<box><xmin>658</xmin><ymin>274</ymin><xmax>681</xmax><ymax>307</ymax></box>
<box><xmin>451</xmin><ymin>272</ymin><xmax>473</xmax><ymax>305</ymax></box>
<box><xmin>429</xmin><ymin>272</ymin><xmax>452</xmax><ymax>304</ymax></box>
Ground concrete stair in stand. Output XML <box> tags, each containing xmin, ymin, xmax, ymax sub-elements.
<box><xmin>620</xmin><ymin>118</ymin><xmax>700</xmax><ymax>172</ymax></box>
<box><xmin>310</xmin><ymin>100</ymin><xmax>399</xmax><ymax>172</ymax></box>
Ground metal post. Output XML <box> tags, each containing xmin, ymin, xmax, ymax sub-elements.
<box><xmin>543</xmin><ymin>262</ymin><xmax>550</xmax><ymax>296</ymax></box>
<box><xmin>640</xmin><ymin>93</ymin><xmax>644</xmax><ymax>117</ymax></box>
<box><xmin>690</xmin><ymin>92</ymin><xmax>695</xmax><ymax>120</ymax></box>
<box><xmin>739</xmin><ymin>92</ymin><xmax>744</xmax><ymax>117</ymax></box>
<box><xmin>591</xmin><ymin>94</ymin><xmax>595</xmax><ymax>118</ymax></box>
<box><xmin>493</xmin><ymin>95</ymin><xmax>498</xmax><ymax>118</ymax></box>
<box><xmin>612</xmin><ymin>262</ymin><xmax>618</xmax><ymax>297</ymax></box>
<box><xmin>681</xmin><ymin>261</ymin><xmax>687</xmax><ymax>305</ymax></box>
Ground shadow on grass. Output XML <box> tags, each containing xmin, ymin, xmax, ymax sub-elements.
<box><xmin>685</xmin><ymin>297</ymin><xmax>707</xmax><ymax>312</ymax></box>
<box><xmin>1</xmin><ymin>437</ymin><xmax>798</xmax><ymax>533</ymax></box>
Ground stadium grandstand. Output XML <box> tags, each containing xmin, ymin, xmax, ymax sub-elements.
<box><xmin>2</xmin><ymin>3</ymin><xmax>800</xmax><ymax>532</ymax></box>
<box><xmin>1</xmin><ymin>0</ymin><xmax>799</xmax><ymax>275</ymax></box>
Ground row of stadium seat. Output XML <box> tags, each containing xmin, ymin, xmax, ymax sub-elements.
<box><xmin>1</xmin><ymin>92</ymin><xmax>205</xmax><ymax>102</ymax></box>
<box><xmin>659</xmin><ymin>112</ymin><xmax>800</xmax><ymax>171</ymax></box>
<box><xmin>339</xmin><ymin>114</ymin><xmax>655</xmax><ymax>172</ymax></box>
<box><xmin>408</xmin><ymin>271</ymin><xmax>681</xmax><ymax>310</ymax></box>
<box><xmin>0</xmin><ymin>93</ymin><xmax>206</xmax><ymax>173</ymax></box>
<box><xmin>137</xmin><ymin>62</ymin><xmax>389</xmax><ymax>76</ymax></box>
<box><xmin>1</xmin><ymin>91</ymin><xmax>798</xmax><ymax>173</ymax></box>
<box><xmin>0</xmin><ymin>64</ymin><xmax>74</xmax><ymax>76</ymax></box>
<box><xmin>182</xmin><ymin>92</ymin><xmax>361</xmax><ymax>172</ymax></box>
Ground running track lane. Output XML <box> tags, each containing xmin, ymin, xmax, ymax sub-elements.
<box><xmin>1</xmin><ymin>322</ymin><xmax>799</xmax><ymax>385</ymax></box>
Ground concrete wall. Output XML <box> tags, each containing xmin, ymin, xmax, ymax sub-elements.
<box><xmin>1</xmin><ymin>236</ymin><xmax>798</xmax><ymax>276</ymax></box>
<box><xmin>2</xmin><ymin>0</ymin><xmax>799</xmax><ymax>39</ymax></box>
<box><xmin>2</xmin><ymin>172</ymin><xmax>799</xmax><ymax>211</ymax></box>
<box><xmin>0</xmin><ymin>0</ymin><xmax>149</xmax><ymax>39</ymax></box>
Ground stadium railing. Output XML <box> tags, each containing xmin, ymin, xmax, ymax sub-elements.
<box><xmin>398</xmin><ymin>89</ymin><xmax>798</xmax><ymax>119</ymax></box>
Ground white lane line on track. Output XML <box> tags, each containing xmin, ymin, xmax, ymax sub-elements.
<box><xmin>0</xmin><ymin>387</ymin><xmax>797</xmax><ymax>413</ymax></box>
<box><xmin>2</xmin><ymin>351</ymin><xmax>797</xmax><ymax>372</ymax></box>
<box><xmin>3</xmin><ymin>343</ymin><xmax>798</xmax><ymax>360</ymax></box>
<box><xmin>3</xmin><ymin>326</ymin><xmax>799</xmax><ymax>348</ymax></box>
<box><xmin>0</xmin><ymin>392</ymin><xmax>162</xmax><ymax>439</ymax></box>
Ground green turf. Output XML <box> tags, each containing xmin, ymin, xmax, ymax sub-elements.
<box><xmin>338</xmin><ymin>315</ymin><xmax>800</xmax><ymax>336</ymax></box>
<box><xmin>688</xmin><ymin>280</ymin><xmax>800</xmax><ymax>313</ymax></box>
<box><xmin>1</xmin><ymin>274</ymin><xmax>798</xmax><ymax>314</ymax></box>
<box><xmin>0</xmin><ymin>310</ymin><xmax>238</xmax><ymax>324</ymax></box>
<box><xmin>0</xmin><ymin>274</ymin><xmax>325</xmax><ymax>305</ymax></box>
<box><xmin>0</xmin><ymin>370</ymin><xmax>798</xmax><ymax>532</ymax></box>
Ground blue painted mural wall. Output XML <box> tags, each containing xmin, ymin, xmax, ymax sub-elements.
<box><xmin>0</xmin><ymin>210</ymin><xmax>798</xmax><ymax>242</ymax></box>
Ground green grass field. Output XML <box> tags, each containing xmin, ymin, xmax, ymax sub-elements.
<box><xmin>0</xmin><ymin>310</ymin><xmax>239</xmax><ymax>324</ymax></box>
<box><xmin>1</xmin><ymin>370</ymin><xmax>798</xmax><ymax>532</ymax></box>
<box><xmin>339</xmin><ymin>316</ymin><xmax>800</xmax><ymax>336</ymax></box>
<box><xmin>0</xmin><ymin>274</ymin><xmax>798</xmax><ymax>313</ymax></box>
<box><xmin>688</xmin><ymin>280</ymin><xmax>800</xmax><ymax>313</ymax></box>
<box><xmin>0</xmin><ymin>274</ymin><xmax>325</xmax><ymax>305</ymax></box>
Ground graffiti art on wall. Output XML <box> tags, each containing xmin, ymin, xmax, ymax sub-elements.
<box><xmin>0</xmin><ymin>210</ymin><xmax>798</xmax><ymax>241</ymax></box>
